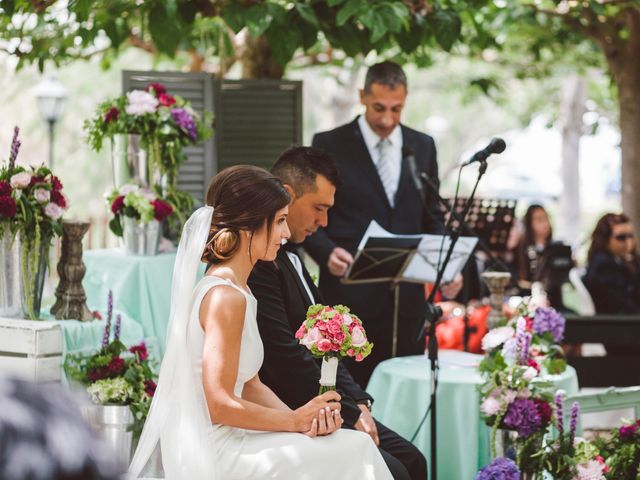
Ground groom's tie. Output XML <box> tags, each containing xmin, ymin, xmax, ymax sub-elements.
<box><xmin>376</xmin><ymin>138</ymin><xmax>397</xmax><ymax>207</ymax></box>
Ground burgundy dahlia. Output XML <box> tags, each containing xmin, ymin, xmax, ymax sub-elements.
<box><xmin>51</xmin><ymin>175</ymin><xmax>63</xmax><ymax>191</ymax></box>
<box><xmin>0</xmin><ymin>181</ymin><xmax>11</xmax><ymax>196</ymax></box>
<box><xmin>111</xmin><ymin>195</ymin><xmax>125</xmax><ymax>214</ymax></box>
<box><xmin>104</xmin><ymin>106</ymin><xmax>119</xmax><ymax>123</ymax></box>
<box><xmin>129</xmin><ymin>342</ymin><xmax>149</xmax><ymax>362</ymax></box>
<box><xmin>151</xmin><ymin>199</ymin><xmax>173</xmax><ymax>221</ymax></box>
<box><xmin>146</xmin><ymin>82</ymin><xmax>166</xmax><ymax>95</ymax></box>
<box><xmin>158</xmin><ymin>93</ymin><xmax>176</xmax><ymax>107</ymax></box>
<box><xmin>51</xmin><ymin>190</ymin><xmax>66</xmax><ymax>208</ymax></box>
<box><xmin>107</xmin><ymin>356</ymin><xmax>126</xmax><ymax>375</ymax></box>
<box><xmin>0</xmin><ymin>195</ymin><xmax>17</xmax><ymax>218</ymax></box>
<box><xmin>144</xmin><ymin>379</ymin><xmax>157</xmax><ymax>397</ymax></box>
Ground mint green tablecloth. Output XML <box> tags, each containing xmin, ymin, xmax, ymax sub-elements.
<box><xmin>83</xmin><ymin>249</ymin><xmax>182</xmax><ymax>355</ymax></box>
<box><xmin>366</xmin><ymin>353</ymin><xmax>579</xmax><ymax>480</ymax></box>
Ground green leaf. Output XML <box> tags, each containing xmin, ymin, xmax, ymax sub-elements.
<box><xmin>336</xmin><ymin>0</ymin><xmax>362</xmax><ymax>26</ymax></box>
<box><xmin>431</xmin><ymin>9</ymin><xmax>461</xmax><ymax>51</ymax></box>
<box><xmin>360</xmin><ymin>9</ymin><xmax>387</xmax><ymax>43</ymax></box>
<box><xmin>148</xmin><ymin>3</ymin><xmax>181</xmax><ymax>56</ymax></box>
<box><xmin>296</xmin><ymin>3</ymin><xmax>319</xmax><ymax>27</ymax></box>
<box><xmin>265</xmin><ymin>25</ymin><xmax>300</xmax><ymax>66</ymax></box>
<box><xmin>221</xmin><ymin>2</ymin><xmax>245</xmax><ymax>33</ymax></box>
<box><xmin>109</xmin><ymin>216</ymin><xmax>123</xmax><ymax>237</ymax></box>
<box><xmin>246</xmin><ymin>4</ymin><xmax>274</xmax><ymax>38</ymax></box>
<box><xmin>327</xmin><ymin>0</ymin><xmax>346</xmax><ymax>6</ymax></box>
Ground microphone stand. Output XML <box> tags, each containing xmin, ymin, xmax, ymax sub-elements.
<box><xmin>413</xmin><ymin>159</ymin><xmax>490</xmax><ymax>480</ymax></box>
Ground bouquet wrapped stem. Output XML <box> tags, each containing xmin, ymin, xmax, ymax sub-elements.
<box><xmin>319</xmin><ymin>356</ymin><xmax>339</xmax><ymax>394</ymax></box>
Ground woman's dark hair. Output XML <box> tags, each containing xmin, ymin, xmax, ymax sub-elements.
<box><xmin>587</xmin><ymin>212</ymin><xmax>633</xmax><ymax>262</ymax></box>
<box><xmin>521</xmin><ymin>204</ymin><xmax>552</xmax><ymax>247</ymax></box>
<box><xmin>202</xmin><ymin>165</ymin><xmax>291</xmax><ymax>265</ymax></box>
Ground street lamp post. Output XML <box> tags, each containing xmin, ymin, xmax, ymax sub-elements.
<box><xmin>33</xmin><ymin>76</ymin><xmax>67</xmax><ymax>170</ymax></box>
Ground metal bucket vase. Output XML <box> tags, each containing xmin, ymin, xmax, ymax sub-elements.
<box><xmin>0</xmin><ymin>230</ymin><xmax>22</xmax><ymax>317</ymax></box>
<box><xmin>82</xmin><ymin>405</ymin><xmax>134</xmax><ymax>468</ymax></box>
<box><xmin>112</xmin><ymin>134</ymin><xmax>151</xmax><ymax>188</ymax></box>
<box><xmin>123</xmin><ymin>217</ymin><xmax>161</xmax><ymax>256</ymax></box>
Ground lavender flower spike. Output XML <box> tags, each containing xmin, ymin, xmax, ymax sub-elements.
<box><xmin>555</xmin><ymin>391</ymin><xmax>565</xmax><ymax>436</ymax></box>
<box><xmin>114</xmin><ymin>314</ymin><xmax>121</xmax><ymax>341</ymax></box>
<box><xmin>569</xmin><ymin>401</ymin><xmax>580</xmax><ymax>446</ymax></box>
<box><xmin>102</xmin><ymin>290</ymin><xmax>113</xmax><ymax>348</ymax></box>
<box><xmin>8</xmin><ymin>126</ymin><xmax>20</xmax><ymax>172</ymax></box>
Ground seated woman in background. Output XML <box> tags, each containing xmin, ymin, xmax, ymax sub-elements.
<box><xmin>515</xmin><ymin>204</ymin><xmax>553</xmax><ymax>294</ymax></box>
<box><xmin>584</xmin><ymin>213</ymin><xmax>640</xmax><ymax>314</ymax></box>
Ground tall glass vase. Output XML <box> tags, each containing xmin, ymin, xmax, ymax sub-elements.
<box><xmin>19</xmin><ymin>232</ymin><xmax>49</xmax><ymax>320</ymax></box>
<box><xmin>0</xmin><ymin>230</ymin><xmax>22</xmax><ymax>317</ymax></box>
<box><xmin>111</xmin><ymin>134</ymin><xmax>152</xmax><ymax>188</ymax></box>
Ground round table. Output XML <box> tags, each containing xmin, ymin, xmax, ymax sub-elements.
<box><xmin>366</xmin><ymin>351</ymin><xmax>579</xmax><ymax>480</ymax></box>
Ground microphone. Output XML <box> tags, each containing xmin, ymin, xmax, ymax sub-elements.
<box><xmin>402</xmin><ymin>146</ymin><xmax>425</xmax><ymax>202</ymax></box>
<box><xmin>462</xmin><ymin>137</ymin><xmax>506</xmax><ymax>166</ymax></box>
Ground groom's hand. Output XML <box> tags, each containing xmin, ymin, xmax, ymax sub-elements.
<box><xmin>355</xmin><ymin>405</ymin><xmax>379</xmax><ymax>446</ymax></box>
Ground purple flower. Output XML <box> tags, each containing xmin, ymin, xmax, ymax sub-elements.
<box><xmin>114</xmin><ymin>314</ymin><xmax>121</xmax><ymax>341</ymax></box>
<box><xmin>503</xmin><ymin>398</ymin><xmax>542</xmax><ymax>438</ymax></box>
<box><xmin>9</xmin><ymin>126</ymin><xmax>20</xmax><ymax>172</ymax></box>
<box><xmin>170</xmin><ymin>107</ymin><xmax>198</xmax><ymax>141</ymax></box>
<box><xmin>476</xmin><ymin>457</ymin><xmax>520</xmax><ymax>480</ymax></box>
<box><xmin>102</xmin><ymin>290</ymin><xmax>113</xmax><ymax>348</ymax></box>
<box><xmin>533</xmin><ymin>307</ymin><xmax>565</xmax><ymax>342</ymax></box>
<box><xmin>569</xmin><ymin>401</ymin><xmax>579</xmax><ymax>446</ymax></box>
<box><xmin>555</xmin><ymin>392</ymin><xmax>565</xmax><ymax>435</ymax></box>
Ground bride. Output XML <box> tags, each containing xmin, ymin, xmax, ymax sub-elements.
<box><xmin>129</xmin><ymin>165</ymin><xmax>392</xmax><ymax>479</ymax></box>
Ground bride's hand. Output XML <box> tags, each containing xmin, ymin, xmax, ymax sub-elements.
<box><xmin>303</xmin><ymin>405</ymin><xmax>344</xmax><ymax>437</ymax></box>
<box><xmin>293</xmin><ymin>391</ymin><xmax>341</xmax><ymax>434</ymax></box>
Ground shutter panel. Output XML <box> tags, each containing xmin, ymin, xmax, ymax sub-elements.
<box><xmin>214</xmin><ymin>79</ymin><xmax>302</xmax><ymax>171</ymax></box>
<box><xmin>122</xmin><ymin>71</ymin><xmax>215</xmax><ymax>204</ymax></box>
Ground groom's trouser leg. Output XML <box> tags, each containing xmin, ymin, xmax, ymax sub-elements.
<box><xmin>376</xmin><ymin>420</ymin><xmax>428</xmax><ymax>480</ymax></box>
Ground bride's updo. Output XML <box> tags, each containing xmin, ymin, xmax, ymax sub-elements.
<box><xmin>202</xmin><ymin>165</ymin><xmax>291</xmax><ymax>264</ymax></box>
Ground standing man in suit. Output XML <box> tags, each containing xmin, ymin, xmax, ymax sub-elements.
<box><xmin>249</xmin><ymin>146</ymin><xmax>427</xmax><ymax>480</ymax></box>
<box><xmin>305</xmin><ymin>61</ymin><xmax>463</xmax><ymax>387</ymax></box>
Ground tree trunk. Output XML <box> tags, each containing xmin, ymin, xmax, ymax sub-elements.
<box><xmin>240</xmin><ymin>35</ymin><xmax>285</xmax><ymax>79</ymax></box>
<box><xmin>557</xmin><ymin>75</ymin><xmax>585</xmax><ymax>246</ymax></box>
<box><xmin>607</xmin><ymin>9</ymin><xmax>640</xmax><ymax>240</ymax></box>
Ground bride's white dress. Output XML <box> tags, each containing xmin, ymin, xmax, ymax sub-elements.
<box><xmin>186</xmin><ymin>275</ymin><xmax>392</xmax><ymax>479</ymax></box>
<box><xmin>129</xmin><ymin>207</ymin><xmax>392</xmax><ymax>479</ymax></box>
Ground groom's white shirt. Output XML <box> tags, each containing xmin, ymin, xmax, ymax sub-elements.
<box><xmin>285</xmin><ymin>247</ymin><xmax>316</xmax><ymax>304</ymax></box>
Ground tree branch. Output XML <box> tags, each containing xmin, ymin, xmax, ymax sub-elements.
<box><xmin>127</xmin><ymin>33</ymin><xmax>157</xmax><ymax>54</ymax></box>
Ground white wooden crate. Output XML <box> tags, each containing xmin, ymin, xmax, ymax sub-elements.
<box><xmin>0</xmin><ymin>317</ymin><xmax>63</xmax><ymax>382</ymax></box>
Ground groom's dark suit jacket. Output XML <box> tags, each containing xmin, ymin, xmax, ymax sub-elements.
<box><xmin>249</xmin><ymin>245</ymin><xmax>428</xmax><ymax>480</ymax></box>
<box><xmin>249</xmin><ymin>245</ymin><xmax>371</xmax><ymax>426</ymax></box>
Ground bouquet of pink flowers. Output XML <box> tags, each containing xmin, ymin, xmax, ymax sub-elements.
<box><xmin>295</xmin><ymin>304</ymin><xmax>373</xmax><ymax>394</ymax></box>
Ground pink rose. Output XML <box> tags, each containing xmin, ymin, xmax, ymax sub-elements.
<box><xmin>33</xmin><ymin>188</ymin><xmax>50</xmax><ymax>204</ymax></box>
<box><xmin>301</xmin><ymin>327</ymin><xmax>322</xmax><ymax>348</ymax></box>
<box><xmin>295</xmin><ymin>324</ymin><xmax>306</xmax><ymax>340</ymax></box>
<box><xmin>350</xmin><ymin>326</ymin><xmax>367</xmax><ymax>347</ymax></box>
<box><xmin>44</xmin><ymin>202</ymin><xmax>63</xmax><ymax>219</ymax></box>
<box><xmin>347</xmin><ymin>348</ymin><xmax>355</xmax><ymax>357</ymax></box>
<box><xmin>328</xmin><ymin>318</ymin><xmax>342</xmax><ymax>334</ymax></box>
<box><xmin>333</xmin><ymin>331</ymin><xmax>345</xmax><ymax>344</ymax></box>
<box><xmin>330</xmin><ymin>343</ymin><xmax>340</xmax><ymax>352</ymax></box>
<box><xmin>317</xmin><ymin>321</ymin><xmax>328</xmax><ymax>331</ymax></box>
<box><xmin>342</xmin><ymin>313</ymin><xmax>353</xmax><ymax>325</ymax></box>
<box><xmin>317</xmin><ymin>339</ymin><xmax>332</xmax><ymax>352</ymax></box>
<box><xmin>355</xmin><ymin>353</ymin><xmax>364</xmax><ymax>362</ymax></box>
<box><xmin>481</xmin><ymin>396</ymin><xmax>501</xmax><ymax>416</ymax></box>
<box><xmin>10</xmin><ymin>172</ymin><xmax>32</xmax><ymax>189</ymax></box>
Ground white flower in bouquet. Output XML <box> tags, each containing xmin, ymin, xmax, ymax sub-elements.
<box><xmin>480</xmin><ymin>395</ymin><xmax>501</xmax><ymax>416</ymax></box>
<box><xmin>522</xmin><ymin>366</ymin><xmax>538</xmax><ymax>381</ymax></box>
<box><xmin>10</xmin><ymin>171</ymin><xmax>32</xmax><ymax>189</ymax></box>
<box><xmin>44</xmin><ymin>202</ymin><xmax>64</xmax><ymax>219</ymax></box>
<box><xmin>573</xmin><ymin>459</ymin><xmax>607</xmax><ymax>480</ymax></box>
<box><xmin>125</xmin><ymin>90</ymin><xmax>159</xmax><ymax>116</ymax></box>
<box><xmin>119</xmin><ymin>184</ymin><xmax>140</xmax><ymax>195</ymax></box>
<box><xmin>86</xmin><ymin>377</ymin><xmax>135</xmax><ymax>405</ymax></box>
<box><xmin>481</xmin><ymin>326</ymin><xmax>515</xmax><ymax>352</ymax></box>
<box><xmin>33</xmin><ymin>187</ymin><xmax>50</xmax><ymax>204</ymax></box>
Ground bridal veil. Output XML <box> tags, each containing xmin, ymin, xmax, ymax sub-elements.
<box><xmin>128</xmin><ymin>206</ymin><xmax>216</xmax><ymax>479</ymax></box>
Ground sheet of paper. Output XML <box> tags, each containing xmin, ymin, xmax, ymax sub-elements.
<box><xmin>356</xmin><ymin>221</ymin><xmax>477</xmax><ymax>283</ymax></box>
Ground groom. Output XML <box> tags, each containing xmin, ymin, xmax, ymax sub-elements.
<box><xmin>249</xmin><ymin>147</ymin><xmax>427</xmax><ymax>480</ymax></box>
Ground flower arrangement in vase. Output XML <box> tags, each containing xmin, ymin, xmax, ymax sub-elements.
<box><xmin>107</xmin><ymin>183</ymin><xmax>174</xmax><ymax>255</ymax></box>
<box><xmin>295</xmin><ymin>304</ymin><xmax>373</xmax><ymax>394</ymax></box>
<box><xmin>84</xmin><ymin>82</ymin><xmax>213</xmax><ymax>238</ymax></box>
<box><xmin>65</xmin><ymin>291</ymin><xmax>157</xmax><ymax>429</ymax></box>
<box><xmin>0</xmin><ymin>127</ymin><xmax>69</xmax><ymax>318</ymax></box>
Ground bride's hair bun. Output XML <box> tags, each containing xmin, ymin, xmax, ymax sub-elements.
<box><xmin>202</xmin><ymin>227</ymin><xmax>241</xmax><ymax>264</ymax></box>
